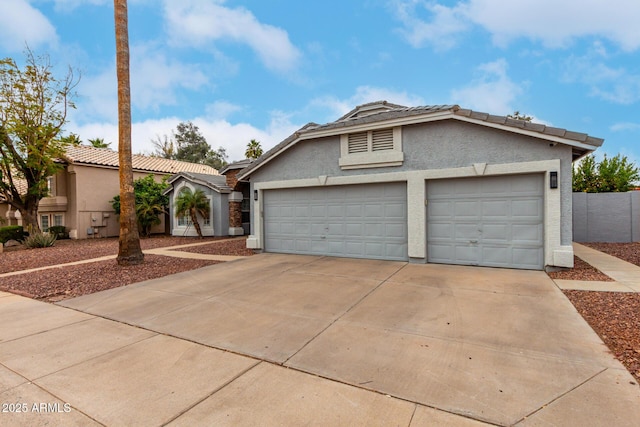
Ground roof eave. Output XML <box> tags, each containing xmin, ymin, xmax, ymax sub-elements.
<box><xmin>451</xmin><ymin>115</ymin><xmax>603</xmax><ymax>152</ymax></box>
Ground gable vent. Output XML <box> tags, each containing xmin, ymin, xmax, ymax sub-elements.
<box><xmin>348</xmin><ymin>132</ymin><xmax>368</xmax><ymax>153</ymax></box>
<box><xmin>372</xmin><ymin>129</ymin><xmax>394</xmax><ymax>151</ymax></box>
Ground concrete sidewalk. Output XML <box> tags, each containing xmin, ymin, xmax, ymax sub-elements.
<box><xmin>553</xmin><ymin>243</ymin><xmax>640</xmax><ymax>292</ymax></box>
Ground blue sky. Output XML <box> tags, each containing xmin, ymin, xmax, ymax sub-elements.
<box><xmin>2</xmin><ymin>0</ymin><xmax>640</xmax><ymax>164</ymax></box>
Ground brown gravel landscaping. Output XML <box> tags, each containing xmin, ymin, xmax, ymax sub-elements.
<box><xmin>170</xmin><ymin>238</ymin><xmax>256</xmax><ymax>256</ymax></box>
<box><xmin>551</xmin><ymin>242</ymin><xmax>640</xmax><ymax>384</ymax></box>
<box><xmin>583</xmin><ymin>242</ymin><xmax>640</xmax><ymax>266</ymax></box>
<box><xmin>547</xmin><ymin>256</ymin><xmax>613</xmax><ymax>281</ymax></box>
<box><xmin>564</xmin><ymin>290</ymin><xmax>640</xmax><ymax>384</ymax></box>
<box><xmin>1</xmin><ymin>255</ymin><xmax>219</xmax><ymax>302</ymax></box>
<box><xmin>0</xmin><ymin>235</ymin><xmax>224</xmax><ymax>274</ymax></box>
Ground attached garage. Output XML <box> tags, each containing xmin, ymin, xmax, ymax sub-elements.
<box><xmin>263</xmin><ymin>182</ymin><xmax>408</xmax><ymax>261</ymax></box>
<box><xmin>240</xmin><ymin>101</ymin><xmax>603</xmax><ymax>270</ymax></box>
<box><xmin>427</xmin><ymin>174</ymin><xmax>544</xmax><ymax>270</ymax></box>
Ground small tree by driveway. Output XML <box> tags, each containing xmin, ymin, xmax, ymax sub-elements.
<box><xmin>174</xmin><ymin>188</ymin><xmax>209</xmax><ymax>238</ymax></box>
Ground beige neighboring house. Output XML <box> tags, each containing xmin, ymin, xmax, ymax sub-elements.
<box><xmin>0</xmin><ymin>145</ymin><xmax>219</xmax><ymax>239</ymax></box>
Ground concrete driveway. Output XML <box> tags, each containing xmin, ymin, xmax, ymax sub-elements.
<box><xmin>1</xmin><ymin>254</ymin><xmax>639</xmax><ymax>426</ymax></box>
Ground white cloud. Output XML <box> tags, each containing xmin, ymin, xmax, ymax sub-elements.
<box><xmin>391</xmin><ymin>0</ymin><xmax>640</xmax><ymax>51</ymax></box>
<box><xmin>611</xmin><ymin>122</ymin><xmax>640</xmax><ymax>132</ymax></box>
<box><xmin>563</xmin><ymin>50</ymin><xmax>640</xmax><ymax>105</ymax></box>
<box><xmin>76</xmin><ymin>44</ymin><xmax>209</xmax><ymax>122</ymax></box>
<box><xmin>163</xmin><ymin>0</ymin><xmax>301</xmax><ymax>73</ymax></box>
<box><xmin>70</xmin><ymin>111</ymin><xmax>300</xmax><ymax>165</ymax></box>
<box><xmin>450</xmin><ymin>58</ymin><xmax>523</xmax><ymax>114</ymax></box>
<box><xmin>391</xmin><ymin>0</ymin><xmax>468</xmax><ymax>50</ymax></box>
<box><xmin>205</xmin><ymin>101</ymin><xmax>242</xmax><ymax>120</ymax></box>
<box><xmin>0</xmin><ymin>0</ymin><xmax>58</xmax><ymax>51</ymax></box>
<box><xmin>311</xmin><ymin>86</ymin><xmax>426</xmax><ymax>121</ymax></box>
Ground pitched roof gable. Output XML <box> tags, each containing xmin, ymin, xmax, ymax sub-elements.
<box><xmin>63</xmin><ymin>145</ymin><xmax>220</xmax><ymax>175</ymax></box>
<box><xmin>238</xmin><ymin>101</ymin><xmax>604</xmax><ymax>180</ymax></box>
<box><xmin>164</xmin><ymin>172</ymin><xmax>232</xmax><ymax>195</ymax></box>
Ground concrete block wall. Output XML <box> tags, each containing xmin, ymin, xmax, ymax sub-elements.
<box><xmin>573</xmin><ymin>191</ymin><xmax>640</xmax><ymax>242</ymax></box>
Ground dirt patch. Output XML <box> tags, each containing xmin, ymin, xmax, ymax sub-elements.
<box><xmin>0</xmin><ymin>255</ymin><xmax>219</xmax><ymax>302</ymax></box>
<box><xmin>564</xmin><ymin>290</ymin><xmax>640</xmax><ymax>384</ymax></box>
<box><xmin>547</xmin><ymin>256</ymin><xmax>613</xmax><ymax>281</ymax></box>
<box><xmin>583</xmin><ymin>242</ymin><xmax>640</xmax><ymax>267</ymax></box>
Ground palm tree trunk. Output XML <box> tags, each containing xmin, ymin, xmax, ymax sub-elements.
<box><xmin>114</xmin><ymin>0</ymin><xmax>143</xmax><ymax>265</ymax></box>
<box><xmin>189</xmin><ymin>209</ymin><xmax>203</xmax><ymax>238</ymax></box>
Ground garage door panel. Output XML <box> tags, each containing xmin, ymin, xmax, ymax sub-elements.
<box><xmin>428</xmin><ymin>222</ymin><xmax>452</xmax><ymax>239</ymax></box>
<box><xmin>455</xmin><ymin>246</ymin><xmax>480</xmax><ymax>264</ymax></box>
<box><xmin>513</xmin><ymin>248</ymin><xmax>543</xmax><ymax>268</ymax></box>
<box><xmin>386</xmin><ymin>223</ymin><xmax>406</xmax><ymax>238</ymax></box>
<box><xmin>512</xmin><ymin>199</ymin><xmax>542</xmax><ymax>217</ymax></box>
<box><xmin>482</xmin><ymin>223</ymin><xmax>509</xmax><ymax>241</ymax></box>
<box><xmin>428</xmin><ymin>174</ymin><xmax>544</xmax><ymax>270</ymax></box>
<box><xmin>264</xmin><ymin>183</ymin><xmax>407</xmax><ymax>261</ymax></box>
<box><xmin>512</xmin><ymin>224</ymin><xmax>543</xmax><ymax>244</ymax></box>
<box><xmin>454</xmin><ymin>201</ymin><xmax>480</xmax><ymax>217</ymax></box>
<box><xmin>482</xmin><ymin>200</ymin><xmax>509</xmax><ymax>217</ymax></box>
<box><xmin>454</xmin><ymin>223</ymin><xmax>479</xmax><ymax>239</ymax></box>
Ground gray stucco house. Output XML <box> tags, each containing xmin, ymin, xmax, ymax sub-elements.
<box><xmin>164</xmin><ymin>172</ymin><xmax>231</xmax><ymax>237</ymax></box>
<box><xmin>237</xmin><ymin>101</ymin><xmax>603</xmax><ymax>270</ymax></box>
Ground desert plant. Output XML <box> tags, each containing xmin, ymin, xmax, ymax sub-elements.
<box><xmin>0</xmin><ymin>225</ymin><xmax>25</xmax><ymax>243</ymax></box>
<box><xmin>24</xmin><ymin>232</ymin><xmax>57</xmax><ymax>248</ymax></box>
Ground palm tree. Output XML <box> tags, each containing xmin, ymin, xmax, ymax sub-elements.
<box><xmin>245</xmin><ymin>139</ymin><xmax>263</xmax><ymax>160</ymax></box>
<box><xmin>114</xmin><ymin>0</ymin><xmax>143</xmax><ymax>265</ymax></box>
<box><xmin>174</xmin><ymin>188</ymin><xmax>210</xmax><ymax>238</ymax></box>
<box><xmin>88</xmin><ymin>137</ymin><xmax>111</xmax><ymax>148</ymax></box>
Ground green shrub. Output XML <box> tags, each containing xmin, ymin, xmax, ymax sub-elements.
<box><xmin>0</xmin><ymin>225</ymin><xmax>25</xmax><ymax>244</ymax></box>
<box><xmin>24</xmin><ymin>232</ymin><xmax>57</xmax><ymax>248</ymax></box>
<box><xmin>48</xmin><ymin>225</ymin><xmax>69</xmax><ymax>239</ymax></box>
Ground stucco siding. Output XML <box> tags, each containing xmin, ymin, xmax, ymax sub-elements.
<box><xmin>250</xmin><ymin>120</ymin><xmax>573</xmax><ymax>246</ymax></box>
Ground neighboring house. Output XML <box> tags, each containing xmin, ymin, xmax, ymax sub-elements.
<box><xmin>1</xmin><ymin>145</ymin><xmax>219</xmax><ymax>239</ymax></box>
<box><xmin>163</xmin><ymin>172</ymin><xmax>231</xmax><ymax>237</ymax></box>
<box><xmin>237</xmin><ymin>101</ymin><xmax>603</xmax><ymax>270</ymax></box>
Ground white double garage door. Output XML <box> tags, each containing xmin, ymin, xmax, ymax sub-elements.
<box><xmin>263</xmin><ymin>174</ymin><xmax>544</xmax><ymax>269</ymax></box>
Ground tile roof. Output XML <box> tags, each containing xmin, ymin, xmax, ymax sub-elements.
<box><xmin>164</xmin><ymin>172</ymin><xmax>232</xmax><ymax>194</ymax></box>
<box><xmin>219</xmin><ymin>159</ymin><xmax>254</xmax><ymax>174</ymax></box>
<box><xmin>63</xmin><ymin>145</ymin><xmax>220</xmax><ymax>175</ymax></box>
<box><xmin>238</xmin><ymin>101</ymin><xmax>604</xmax><ymax>179</ymax></box>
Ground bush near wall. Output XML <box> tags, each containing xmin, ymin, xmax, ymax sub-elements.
<box><xmin>0</xmin><ymin>225</ymin><xmax>26</xmax><ymax>244</ymax></box>
<box><xmin>48</xmin><ymin>226</ymin><xmax>69</xmax><ymax>239</ymax></box>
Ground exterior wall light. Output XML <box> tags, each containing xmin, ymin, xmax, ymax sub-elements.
<box><xmin>254</xmin><ymin>189</ymin><xmax>258</xmax><ymax>201</ymax></box>
<box><xmin>549</xmin><ymin>171</ymin><xmax>558</xmax><ymax>189</ymax></box>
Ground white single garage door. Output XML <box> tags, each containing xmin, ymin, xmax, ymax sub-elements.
<box><xmin>264</xmin><ymin>182</ymin><xmax>408</xmax><ymax>261</ymax></box>
<box><xmin>427</xmin><ymin>174</ymin><xmax>544</xmax><ymax>270</ymax></box>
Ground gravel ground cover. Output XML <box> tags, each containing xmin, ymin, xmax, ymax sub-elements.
<box><xmin>0</xmin><ymin>255</ymin><xmax>218</xmax><ymax>302</ymax></box>
<box><xmin>0</xmin><ymin>235</ymin><xmax>223</xmax><ymax>274</ymax></box>
<box><xmin>552</xmin><ymin>243</ymin><xmax>640</xmax><ymax>384</ymax></box>
<box><xmin>564</xmin><ymin>290</ymin><xmax>640</xmax><ymax>383</ymax></box>
<box><xmin>547</xmin><ymin>256</ymin><xmax>613</xmax><ymax>281</ymax></box>
<box><xmin>583</xmin><ymin>242</ymin><xmax>640</xmax><ymax>266</ymax></box>
<box><xmin>170</xmin><ymin>238</ymin><xmax>256</xmax><ymax>256</ymax></box>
